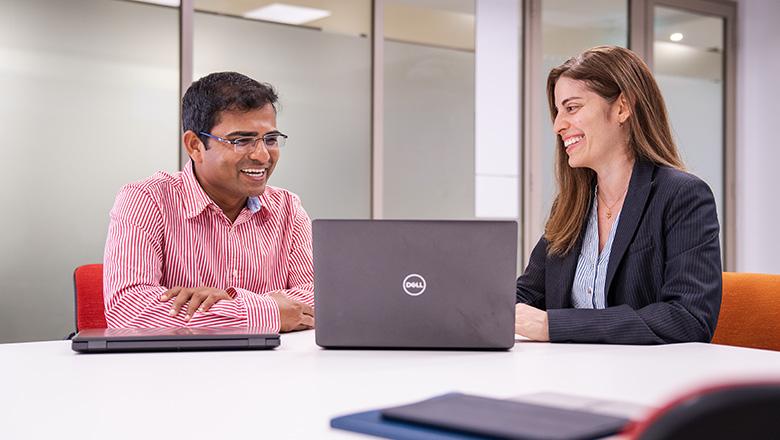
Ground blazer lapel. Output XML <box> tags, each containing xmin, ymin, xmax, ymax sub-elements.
<box><xmin>604</xmin><ymin>159</ymin><xmax>655</xmax><ymax>300</ymax></box>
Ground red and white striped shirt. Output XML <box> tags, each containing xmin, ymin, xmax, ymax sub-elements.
<box><xmin>103</xmin><ymin>161</ymin><xmax>314</xmax><ymax>332</ymax></box>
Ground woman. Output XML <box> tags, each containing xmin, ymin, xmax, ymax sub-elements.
<box><xmin>515</xmin><ymin>46</ymin><xmax>721</xmax><ymax>344</ymax></box>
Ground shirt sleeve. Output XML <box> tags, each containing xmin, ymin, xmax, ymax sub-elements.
<box><xmin>281</xmin><ymin>195</ymin><xmax>315</xmax><ymax>306</ymax></box>
<box><xmin>103</xmin><ymin>185</ymin><xmax>264</xmax><ymax>330</ymax></box>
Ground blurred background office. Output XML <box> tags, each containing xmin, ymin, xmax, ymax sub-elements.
<box><xmin>0</xmin><ymin>0</ymin><xmax>777</xmax><ymax>343</ymax></box>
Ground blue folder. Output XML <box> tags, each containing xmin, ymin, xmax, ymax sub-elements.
<box><xmin>330</xmin><ymin>407</ymin><xmax>487</xmax><ymax>440</ymax></box>
<box><xmin>330</xmin><ymin>393</ymin><xmax>630</xmax><ymax>440</ymax></box>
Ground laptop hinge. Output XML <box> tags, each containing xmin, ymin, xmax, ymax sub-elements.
<box><xmin>87</xmin><ymin>340</ymin><xmax>107</xmax><ymax>350</ymax></box>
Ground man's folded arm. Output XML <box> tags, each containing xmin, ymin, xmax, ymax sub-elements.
<box><xmin>216</xmin><ymin>199</ymin><xmax>315</xmax><ymax>332</ymax></box>
<box><xmin>104</xmin><ymin>185</ymin><xmax>282</xmax><ymax>331</ymax></box>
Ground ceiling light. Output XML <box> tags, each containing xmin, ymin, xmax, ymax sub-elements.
<box><xmin>669</xmin><ymin>32</ymin><xmax>684</xmax><ymax>42</ymax></box>
<box><xmin>243</xmin><ymin>3</ymin><xmax>331</xmax><ymax>25</ymax></box>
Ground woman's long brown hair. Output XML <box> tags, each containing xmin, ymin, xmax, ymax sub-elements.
<box><xmin>544</xmin><ymin>46</ymin><xmax>685</xmax><ymax>257</ymax></box>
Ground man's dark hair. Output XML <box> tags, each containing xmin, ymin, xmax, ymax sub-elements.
<box><xmin>182</xmin><ymin>72</ymin><xmax>278</xmax><ymax>145</ymax></box>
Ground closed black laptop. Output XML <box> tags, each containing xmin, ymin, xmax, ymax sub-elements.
<box><xmin>71</xmin><ymin>327</ymin><xmax>280</xmax><ymax>353</ymax></box>
<box><xmin>379</xmin><ymin>393</ymin><xmax>631</xmax><ymax>440</ymax></box>
<box><xmin>314</xmin><ymin>220</ymin><xmax>518</xmax><ymax>350</ymax></box>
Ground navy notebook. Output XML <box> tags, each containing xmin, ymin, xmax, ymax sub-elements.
<box><xmin>331</xmin><ymin>393</ymin><xmax>631</xmax><ymax>440</ymax></box>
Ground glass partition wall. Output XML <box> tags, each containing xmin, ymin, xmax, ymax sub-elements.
<box><xmin>0</xmin><ymin>0</ymin><xmax>179</xmax><ymax>343</ymax></box>
<box><xmin>381</xmin><ymin>0</ymin><xmax>476</xmax><ymax>220</ymax></box>
<box><xmin>382</xmin><ymin>0</ymin><xmax>523</xmax><ymax>230</ymax></box>
<box><xmin>653</xmin><ymin>4</ymin><xmax>727</xmax><ymax>255</ymax></box>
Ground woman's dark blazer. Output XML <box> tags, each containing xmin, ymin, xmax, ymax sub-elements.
<box><xmin>516</xmin><ymin>158</ymin><xmax>722</xmax><ymax>344</ymax></box>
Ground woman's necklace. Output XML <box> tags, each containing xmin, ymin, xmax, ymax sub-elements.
<box><xmin>597</xmin><ymin>186</ymin><xmax>629</xmax><ymax>220</ymax></box>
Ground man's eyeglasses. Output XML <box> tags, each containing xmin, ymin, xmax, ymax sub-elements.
<box><xmin>199</xmin><ymin>131</ymin><xmax>288</xmax><ymax>153</ymax></box>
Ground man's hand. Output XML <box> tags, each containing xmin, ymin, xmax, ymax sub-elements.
<box><xmin>268</xmin><ymin>291</ymin><xmax>314</xmax><ymax>332</ymax></box>
<box><xmin>160</xmin><ymin>286</ymin><xmax>233</xmax><ymax>321</ymax></box>
<box><xmin>515</xmin><ymin>303</ymin><xmax>550</xmax><ymax>341</ymax></box>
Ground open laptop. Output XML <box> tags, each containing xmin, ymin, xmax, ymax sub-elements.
<box><xmin>71</xmin><ymin>327</ymin><xmax>280</xmax><ymax>353</ymax></box>
<box><xmin>314</xmin><ymin>220</ymin><xmax>517</xmax><ymax>350</ymax></box>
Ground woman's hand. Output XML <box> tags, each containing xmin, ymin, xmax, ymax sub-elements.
<box><xmin>515</xmin><ymin>303</ymin><xmax>550</xmax><ymax>341</ymax></box>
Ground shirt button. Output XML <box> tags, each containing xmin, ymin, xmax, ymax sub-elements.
<box><xmin>233</xmin><ymin>269</ymin><xmax>238</xmax><ymax>278</ymax></box>
<box><xmin>587</xmin><ymin>287</ymin><xmax>593</xmax><ymax>295</ymax></box>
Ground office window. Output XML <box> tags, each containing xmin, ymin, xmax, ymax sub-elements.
<box><xmin>193</xmin><ymin>1</ymin><xmax>372</xmax><ymax>220</ymax></box>
<box><xmin>654</xmin><ymin>5</ymin><xmax>725</xmax><ymax>250</ymax></box>
<box><xmin>0</xmin><ymin>0</ymin><xmax>179</xmax><ymax>342</ymax></box>
<box><xmin>381</xmin><ymin>0</ymin><xmax>476</xmax><ymax>219</ymax></box>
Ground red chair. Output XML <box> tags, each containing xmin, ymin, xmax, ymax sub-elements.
<box><xmin>73</xmin><ymin>264</ymin><xmax>107</xmax><ymax>332</ymax></box>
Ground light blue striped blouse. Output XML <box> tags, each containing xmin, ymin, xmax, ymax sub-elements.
<box><xmin>571</xmin><ymin>189</ymin><xmax>622</xmax><ymax>309</ymax></box>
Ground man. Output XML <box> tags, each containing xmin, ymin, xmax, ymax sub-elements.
<box><xmin>103</xmin><ymin>72</ymin><xmax>314</xmax><ymax>333</ymax></box>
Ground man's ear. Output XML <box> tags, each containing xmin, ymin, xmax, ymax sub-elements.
<box><xmin>616</xmin><ymin>93</ymin><xmax>632</xmax><ymax>125</ymax></box>
<box><xmin>183</xmin><ymin>130</ymin><xmax>206</xmax><ymax>163</ymax></box>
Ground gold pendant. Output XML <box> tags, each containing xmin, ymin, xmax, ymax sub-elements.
<box><xmin>606</xmin><ymin>210</ymin><xmax>612</xmax><ymax>219</ymax></box>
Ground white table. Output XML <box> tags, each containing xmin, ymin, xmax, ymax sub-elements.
<box><xmin>2</xmin><ymin>331</ymin><xmax>780</xmax><ymax>439</ymax></box>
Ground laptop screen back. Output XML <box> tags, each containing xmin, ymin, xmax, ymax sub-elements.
<box><xmin>313</xmin><ymin>220</ymin><xmax>517</xmax><ymax>349</ymax></box>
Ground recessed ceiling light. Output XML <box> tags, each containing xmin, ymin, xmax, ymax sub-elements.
<box><xmin>669</xmin><ymin>32</ymin><xmax>684</xmax><ymax>42</ymax></box>
<box><xmin>243</xmin><ymin>3</ymin><xmax>331</xmax><ymax>25</ymax></box>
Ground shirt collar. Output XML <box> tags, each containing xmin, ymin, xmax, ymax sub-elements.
<box><xmin>246</xmin><ymin>195</ymin><xmax>263</xmax><ymax>214</ymax></box>
<box><xmin>181</xmin><ymin>161</ymin><xmax>263</xmax><ymax>219</ymax></box>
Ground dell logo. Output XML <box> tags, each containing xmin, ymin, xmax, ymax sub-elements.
<box><xmin>402</xmin><ymin>274</ymin><xmax>426</xmax><ymax>296</ymax></box>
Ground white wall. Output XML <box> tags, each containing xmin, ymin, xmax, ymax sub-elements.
<box><xmin>474</xmin><ymin>0</ymin><xmax>520</xmax><ymax>219</ymax></box>
<box><xmin>736</xmin><ymin>0</ymin><xmax>780</xmax><ymax>274</ymax></box>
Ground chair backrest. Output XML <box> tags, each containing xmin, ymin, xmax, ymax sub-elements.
<box><xmin>626</xmin><ymin>382</ymin><xmax>780</xmax><ymax>440</ymax></box>
<box><xmin>712</xmin><ymin>272</ymin><xmax>780</xmax><ymax>351</ymax></box>
<box><xmin>73</xmin><ymin>264</ymin><xmax>107</xmax><ymax>331</ymax></box>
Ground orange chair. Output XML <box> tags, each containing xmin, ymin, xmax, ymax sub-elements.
<box><xmin>73</xmin><ymin>264</ymin><xmax>107</xmax><ymax>332</ymax></box>
<box><xmin>712</xmin><ymin>272</ymin><xmax>780</xmax><ymax>351</ymax></box>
